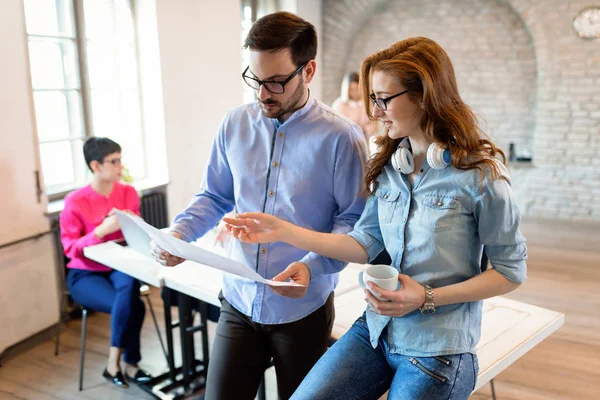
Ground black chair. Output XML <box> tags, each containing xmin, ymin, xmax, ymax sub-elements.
<box><xmin>77</xmin><ymin>284</ymin><xmax>167</xmax><ymax>391</ymax></box>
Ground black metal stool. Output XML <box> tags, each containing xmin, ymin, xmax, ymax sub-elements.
<box><xmin>76</xmin><ymin>284</ymin><xmax>167</xmax><ymax>391</ymax></box>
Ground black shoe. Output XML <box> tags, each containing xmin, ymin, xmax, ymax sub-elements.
<box><xmin>102</xmin><ymin>368</ymin><xmax>129</xmax><ymax>388</ymax></box>
<box><xmin>126</xmin><ymin>369</ymin><xmax>153</xmax><ymax>384</ymax></box>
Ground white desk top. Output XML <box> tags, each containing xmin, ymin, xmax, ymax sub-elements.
<box><xmin>474</xmin><ymin>296</ymin><xmax>564</xmax><ymax>390</ymax></box>
<box><xmin>330</xmin><ymin>289</ymin><xmax>564</xmax><ymax>391</ymax></box>
<box><xmin>84</xmin><ymin>241</ymin><xmax>165</xmax><ymax>288</ymax></box>
<box><xmin>84</xmin><ymin>240</ymin><xmax>564</xmax><ymax>389</ymax></box>
<box><xmin>83</xmin><ymin>237</ymin><xmax>366</xmax><ymax>308</ymax></box>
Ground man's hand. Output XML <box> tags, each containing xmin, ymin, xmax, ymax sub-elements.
<box><xmin>267</xmin><ymin>262</ymin><xmax>310</xmax><ymax>298</ymax></box>
<box><xmin>151</xmin><ymin>231</ymin><xmax>186</xmax><ymax>267</ymax></box>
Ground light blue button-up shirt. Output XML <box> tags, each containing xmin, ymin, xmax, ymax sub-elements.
<box><xmin>348</xmin><ymin>157</ymin><xmax>527</xmax><ymax>356</ymax></box>
<box><xmin>172</xmin><ymin>96</ymin><xmax>367</xmax><ymax>324</ymax></box>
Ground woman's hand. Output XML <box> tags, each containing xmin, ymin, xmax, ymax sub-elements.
<box><xmin>364</xmin><ymin>274</ymin><xmax>426</xmax><ymax>317</ymax></box>
<box><xmin>223</xmin><ymin>212</ymin><xmax>287</xmax><ymax>243</ymax></box>
<box><xmin>94</xmin><ymin>214</ymin><xmax>120</xmax><ymax>239</ymax></box>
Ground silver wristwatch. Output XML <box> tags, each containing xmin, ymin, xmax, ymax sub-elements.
<box><xmin>420</xmin><ymin>284</ymin><xmax>436</xmax><ymax>315</ymax></box>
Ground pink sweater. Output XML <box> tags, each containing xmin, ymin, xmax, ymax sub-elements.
<box><xmin>60</xmin><ymin>182</ymin><xmax>140</xmax><ymax>272</ymax></box>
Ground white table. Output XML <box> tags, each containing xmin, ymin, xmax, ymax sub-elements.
<box><xmin>330</xmin><ymin>288</ymin><xmax>565</xmax><ymax>392</ymax></box>
<box><xmin>84</xmin><ymin>241</ymin><xmax>564</xmax><ymax>396</ymax></box>
<box><xmin>84</xmin><ymin>241</ymin><xmax>164</xmax><ymax>288</ymax></box>
<box><xmin>161</xmin><ymin>259</ymin><xmax>365</xmax><ymax>308</ymax></box>
<box><xmin>83</xmin><ymin>235</ymin><xmax>366</xmax><ymax>302</ymax></box>
<box><xmin>83</xmin><ymin>238</ymin><xmax>366</xmax><ymax>398</ymax></box>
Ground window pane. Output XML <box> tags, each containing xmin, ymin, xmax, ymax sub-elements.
<box><xmin>24</xmin><ymin>0</ymin><xmax>74</xmax><ymax>37</ymax></box>
<box><xmin>87</xmin><ymin>41</ymin><xmax>118</xmax><ymax>88</ymax></box>
<box><xmin>40</xmin><ymin>140</ymin><xmax>79</xmax><ymax>187</ymax></box>
<box><xmin>28</xmin><ymin>38</ymin><xmax>79</xmax><ymax>89</ymax></box>
<box><xmin>117</xmin><ymin>91</ymin><xmax>145</xmax><ymax>179</ymax></box>
<box><xmin>90</xmin><ymin>89</ymin><xmax>120</xmax><ymax>136</ymax></box>
<box><xmin>119</xmin><ymin>43</ymin><xmax>139</xmax><ymax>88</ymax></box>
<box><xmin>115</xmin><ymin>0</ymin><xmax>135</xmax><ymax>43</ymax></box>
<box><xmin>83</xmin><ymin>0</ymin><xmax>114</xmax><ymax>40</ymax></box>
<box><xmin>33</xmin><ymin>91</ymin><xmax>84</xmax><ymax>142</ymax></box>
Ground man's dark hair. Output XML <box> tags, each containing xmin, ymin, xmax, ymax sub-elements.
<box><xmin>83</xmin><ymin>137</ymin><xmax>121</xmax><ymax>171</ymax></box>
<box><xmin>243</xmin><ymin>11</ymin><xmax>317</xmax><ymax>67</ymax></box>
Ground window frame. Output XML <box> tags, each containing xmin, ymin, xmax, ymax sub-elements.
<box><xmin>25</xmin><ymin>0</ymin><xmax>147</xmax><ymax>201</ymax></box>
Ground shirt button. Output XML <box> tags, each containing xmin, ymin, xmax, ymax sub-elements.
<box><xmin>268</xmin><ymin>191</ymin><xmax>275</xmax><ymax>196</ymax></box>
<box><xmin>272</xmin><ymin>161</ymin><xmax>279</xmax><ymax>167</ymax></box>
<box><xmin>278</xmin><ymin>132</ymin><xmax>284</xmax><ymax>138</ymax></box>
<box><xmin>261</xmin><ymin>248</ymin><xmax>267</xmax><ymax>254</ymax></box>
<box><xmin>384</xmin><ymin>195</ymin><xmax>388</xmax><ymax>199</ymax></box>
<box><xmin>437</xmin><ymin>201</ymin><xmax>443</xmax><ymax>206</ymax></box>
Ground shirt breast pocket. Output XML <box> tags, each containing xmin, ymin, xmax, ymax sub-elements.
<box><xmin>419</xmin><ymin>195</ymin><xmax>459</xmax><ymax>232</ymax></box>
<box><xmin>375</xmin><ymin>187</ymin><xmax>401</xmax><ymax>224</ymax></box>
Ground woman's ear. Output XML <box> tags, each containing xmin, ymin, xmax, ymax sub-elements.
<box><xmin>89</xmin><ymin>160</ymin><xmax>101</xmax><ymax>174</ymax></box>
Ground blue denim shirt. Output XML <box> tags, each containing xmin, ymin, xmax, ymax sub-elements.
<box><xmin>348</xmin><ymin>158</ymin><xmax>527</xmax><ymax>356</ymax></box>
<box><xmin>172</xmin><ymin>96</ymin><xmax>367</xmax><ymax>324</ymax></box>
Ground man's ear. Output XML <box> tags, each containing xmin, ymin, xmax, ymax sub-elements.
<box><xmin>303</xmin><ymin>59</ymin><xmax>317</xmax><ymax>85</ymax></box>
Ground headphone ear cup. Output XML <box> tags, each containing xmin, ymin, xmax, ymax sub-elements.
<box><xmin>391</xmin><ymin>149</ymin><xmax>401</xmax><ymax>171</ymax></box>
<box><xmin>392</xmin><ymin>147</ymin><xmax>414</xmax><ymax>174</ymax></box>
<box><xmin>427</xmin><ymin>143</ymin><xmax>451</xmax><ymax>170</ymax></box>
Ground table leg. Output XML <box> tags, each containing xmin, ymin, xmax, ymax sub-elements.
<box><xmin>163</xmin><ymin>288</ymin><xmax>177</xmax><ymax>382</ymax></box>
<box><xmin>177</xmin><ymin>292</ymin><xmax>196</xmax><ymax>391</ymax></box>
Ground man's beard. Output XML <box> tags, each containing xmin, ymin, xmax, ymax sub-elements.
<box><xmin>259</xmin><ymin>78</ymin><xmax>305</xmax><ymax>120</ymax></box>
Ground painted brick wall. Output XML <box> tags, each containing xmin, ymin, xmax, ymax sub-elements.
<box><xmin>323</xmin><ymin>0</ymin><xmax>600</xmax><ymax>221</ymax></box>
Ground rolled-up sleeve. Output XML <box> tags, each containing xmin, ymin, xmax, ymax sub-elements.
<box><xmin>475</xmin><ymin>174</ymin><xmax>528</xmax><ymax>284</ymax></box>
<box><xmin>347</xmin><ymin>192</ymin><xmax>386</xmax><ymax>263</ymax></box>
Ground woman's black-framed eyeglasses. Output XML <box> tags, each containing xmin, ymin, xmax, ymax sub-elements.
<box><xmin>242</xmin><ymin>62</ymin><xmax>307</xmax><ymax>94</ymax></box>
<box><xmin>103</xmin><ymin>158</ymin><xmax>122</xmax><ymax>166</ymax></box>
<box><xmin>369</xmin><ymin>90</ymin><xmax>409</xmax><ymax>111</ymax></box>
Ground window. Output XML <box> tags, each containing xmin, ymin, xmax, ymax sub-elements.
<box><xmin>240</xmin><ymin>0</ymin><xmax>296</xmax><ymax>104</ymax></box>
<box><xmin>24</xmin><ymin>0</ymin><xmax>146</xmax><ymax>197</ymax></box>
<box><xmin>241</xmin><ymin>1</ymin><xmax>255</xmax><ymax>104</ymax></box>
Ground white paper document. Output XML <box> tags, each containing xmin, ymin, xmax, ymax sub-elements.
<box><xmin>114</xmin><ymin>210</ymin><xmax>301</xmax><ymax>287</ymax></box>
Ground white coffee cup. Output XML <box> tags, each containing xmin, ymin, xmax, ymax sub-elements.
<box><xmin>358</xmin><ymin>264</ymin><xmax>400</xmax><ymax>301</ymax></box>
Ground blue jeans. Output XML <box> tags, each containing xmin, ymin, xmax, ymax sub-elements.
<box><xmin>67</xmin><ymin>268</ymin><xmax>146</xmax><ymax>364</ymax></box>
<box><xmin>291</xmin><ymin>314</ymin><xmax>478</xmax><ymax>400</ymax></box>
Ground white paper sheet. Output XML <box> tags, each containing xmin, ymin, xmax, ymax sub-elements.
<box><xmin>114</xmin><ymin>210</ymin><xmax>301</xmax><ymax>287</ymax></box>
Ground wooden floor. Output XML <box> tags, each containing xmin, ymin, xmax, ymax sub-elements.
<box><xmin>0</xmin><ymin>218</ymin><xmax>598</xmax><ymax>400</ymax></box>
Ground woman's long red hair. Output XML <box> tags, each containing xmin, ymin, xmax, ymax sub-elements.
<box><xmin>360</xmin><ymin>37</ymin><xmax>505</xmax><ymax>193</ymax></box>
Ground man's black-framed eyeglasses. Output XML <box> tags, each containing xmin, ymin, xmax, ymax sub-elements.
<box><xmin>242</xmin><ymin>62</ymin><xmax>307</xmax><ymax>94</ymax></box>
<box><xmin>369</xmin><ymin>90</ymin><xmax>409</xmax><ymax>111</ymax></box>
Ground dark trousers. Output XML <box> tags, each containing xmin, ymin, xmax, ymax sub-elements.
<box><xmin>204</xmin><ymin>292</ymin><xmax>335</xmax><ymax>400</ymax></box>
<box><xmin>66</xmin><ymin>268</ymin><xmax>146</xmax><ymax>364</ymax></box>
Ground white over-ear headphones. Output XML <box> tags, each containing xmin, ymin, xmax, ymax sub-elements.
<box><xmin>391</xmin><ymin>137</ymin><xmax>451</xmax><ymax>174</ymax></box>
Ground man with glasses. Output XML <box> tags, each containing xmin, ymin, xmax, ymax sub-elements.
<box><xmin>152</xmin><ymin>11</ymin><xmax>367</xmax><ymax>400</ymax></box>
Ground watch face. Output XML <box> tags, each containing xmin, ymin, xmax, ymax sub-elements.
<box><xmin>573</xmin><ymin>7</ymin><xmax>600</xmax><ymax>39</ymax></box>
<box><xmin>421</xmin><ymin>306</ymin><xmax>436</xmax><ymax>315</ymax></box>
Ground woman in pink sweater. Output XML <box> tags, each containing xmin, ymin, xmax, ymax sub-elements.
<box><xmin>60</xmin><ymin>137</ymin><xmax>152</xmax><ymax>388</ymax></box>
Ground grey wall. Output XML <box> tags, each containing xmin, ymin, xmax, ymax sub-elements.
<box><xmin>323</xmin><ymin>0</ymin><xmax>600</xmax><ymax>221</ymax></box>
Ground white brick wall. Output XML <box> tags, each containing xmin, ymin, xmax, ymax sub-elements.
<box><xmin>323</xmin><ymin>0</ymin><xmax>600</xmax><ymax>222</ymax></box>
